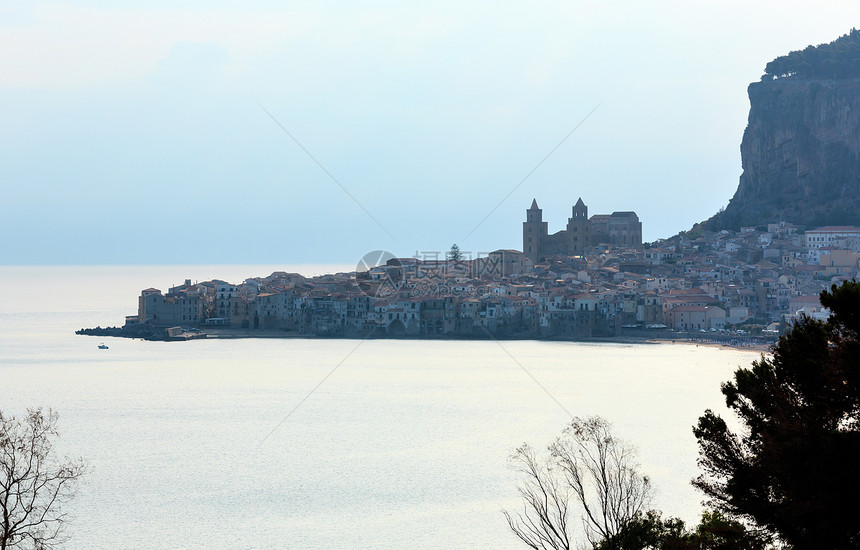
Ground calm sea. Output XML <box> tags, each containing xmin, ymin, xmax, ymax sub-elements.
<box><xmin>0</xmin><ymin>266</ymin><xmax>760</xmax><ymax>549</ymax></box>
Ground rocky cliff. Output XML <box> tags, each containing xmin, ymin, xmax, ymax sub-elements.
<box><xmin>704</xmin><ymin>32</ymin><xmax>860</xmax><ymax>231</ymax></box>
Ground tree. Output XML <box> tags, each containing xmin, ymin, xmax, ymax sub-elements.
<box><xmin>763</xmin><ymin>28</ymin><xmax>860</xmax><ymax>80</ymax></box>
<box><xmin>693</xmin><ymin>280</ymin><xmax>860</xmax><ymax>548</ymax></box>
<box><xmin>504</xmin><ymin>416</ymin><xmax>652</xmax><ymax>550</ymax></box>
<box><xmin>595</xmin><ymin>510</ymin><xmax>768</xmax><ymax>550</ymax></box>
<box><xmin>1</xmin><ymin>409</ymin><xmax>86</xmax><ymax>550</ymax></box>
<box><xmin>504</xmin><ymin>443</ymin><xmax>573</xmax><ymax>550</ymax></box>
<box><xmin>685</xmin><ymin>510</ymin><xmax>769</xmax><ymax>550</ymax></box>
<box><xmin>593</xmin><ymin>510</ymin><xmax>685</xmax><ymax>550</ymax></box>
<box><xmin>447</xmin><ymin>244</ymin><xmax>463</xmax><ymax>263</ymax></box>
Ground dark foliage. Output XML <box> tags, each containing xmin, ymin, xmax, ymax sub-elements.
<box><xmin>693</xmin><ymin>280</ymin><xmax>860</xmax><ymax>548</ymax></box>
<box><xmin>447</xmin><ymin>243</ymin><xmax>463</xmax><ymax>263</ymax></box>
<box><xmin>593</xmin><ymin>510</ymin><xmax>684</xmax><ymax>550</ymax></box>
<box><xmin>685</xmin><ymin>511</ymin><xmax>769</xmax><ymax>550</ymax></box>
<box><xmin>765</xmin><ymin>28</ymin><xmax>860</xmax><ymax>80</ymax></box>
<box><xmin>594</xmin><ymin>510</ymin><xmax>767</xmax><ymax>550</ymax></box>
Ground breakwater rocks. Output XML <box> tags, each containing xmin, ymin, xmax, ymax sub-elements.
<box><xmin>76</xmin><ymin>324</ymin><xmax>208</xmax><ymax>342</ymax></box>
<box><xmin>76</xmin><ymin>324</ymin><xmax>159</xmax><ymax>340</ymax></box>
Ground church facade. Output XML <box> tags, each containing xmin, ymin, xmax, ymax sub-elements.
<box><xmin>523</xmin><ymin>198</ymin><xmax>642</xmax><ymax>262</ymax></box>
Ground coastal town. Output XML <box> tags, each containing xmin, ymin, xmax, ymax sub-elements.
<box><xmin>87</xmin><ymin>199</ymin><xmax>859</xmax><ymax>344</ymax></box>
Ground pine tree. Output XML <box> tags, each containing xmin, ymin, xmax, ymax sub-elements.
<box><xmin>693</xmin><ymin>280</ymin><xmax>860</xmax><ymax>548</ymax></box>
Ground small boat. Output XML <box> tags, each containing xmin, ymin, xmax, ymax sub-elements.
<box><xmin>98</xmin><ymin>343</ymin><xmax>109</xmax><ymax>349</ymax></box>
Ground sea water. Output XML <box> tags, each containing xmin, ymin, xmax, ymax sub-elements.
<box><xmin>0</xmin><ymin>266</ymin><xmax>760</xmax><ymax>549</ymax></box>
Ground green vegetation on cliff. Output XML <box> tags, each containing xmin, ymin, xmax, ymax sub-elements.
<box><xmin>765</xmin><ymin>28</ymin><xmax>860</xmax><ymax>80</ymax></box>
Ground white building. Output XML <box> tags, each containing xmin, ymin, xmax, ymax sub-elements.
<box><xmin>215</xmin><ymin>281</ymin><xmax>237</xmax><ymax>320</ymax></box>
<box><xmin>805</xmin><ymin>226</ymin><xmax>860</xmax><ymax>263</ymax></box>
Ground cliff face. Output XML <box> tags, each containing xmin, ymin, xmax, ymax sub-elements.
<box><xmin>707</xmin><ymin>78</ymin><xmax>860</xmax><ymax>230</ymax></box>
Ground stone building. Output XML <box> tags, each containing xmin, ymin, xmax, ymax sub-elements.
<box><xmin>523</xmin><ymin>198</ymin><xmax>642</xmax><ymax>262</ymax></box>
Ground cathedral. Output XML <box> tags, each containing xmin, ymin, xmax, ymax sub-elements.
<box><xmin>522</xmin><ymin>198</ymin><xmax>642</xmax><ymax>262</ymax></box>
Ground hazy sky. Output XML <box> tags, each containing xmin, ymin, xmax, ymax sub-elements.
<box><xmin>2</xmin><ymin>1</ymin><xmax>859</xmax><ymax>266</ymax></box>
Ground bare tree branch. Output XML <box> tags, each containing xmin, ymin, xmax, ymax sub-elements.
<box><xmin>503</xmin><ymin>444</ymin><xmax>573</xmax><ymax>550</ymax></box>
<box><xmin>504</xmin><ymin>417</ymin><xmax>651</xmax><ymax>550</ymax></box>
<box><xmin>0</xmin><ymin>409</ymin><xmax>86</xmax><ymax>550</ymax></box>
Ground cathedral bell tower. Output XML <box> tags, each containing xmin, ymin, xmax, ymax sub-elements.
<box><xmin>565</xmin><ymin>197</ymin><xmax>590</xmax><ymax>255</ymax></box>
<box><xmin>523</xmin><ymin>199</ymin><xmax>547</xmax><ymax>263</ymax></box>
